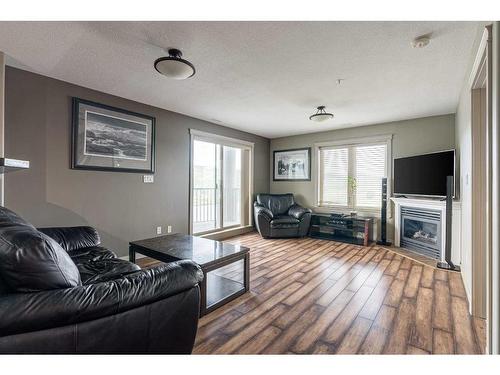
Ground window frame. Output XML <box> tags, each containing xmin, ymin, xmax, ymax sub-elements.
<box><xmin>314</xmin><ymin>134</ymin><xmax>393</xmax><ymax>215</ymax></box>
<box><xmin>189</xmin><ymin>129</ymin><xmax>254</xmax><ymax>236</ymax></box>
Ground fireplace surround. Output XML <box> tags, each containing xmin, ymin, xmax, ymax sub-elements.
<box><xmin>391</xmin><ymin>197</ymin><xmax>461</xmax><ymax>264</ymax></box>
<box><xmin>400</xmin><ymin>206</ymin><xmax>441</xmax><ymax>259</ymax></box>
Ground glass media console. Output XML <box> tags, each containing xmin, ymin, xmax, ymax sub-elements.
<box><xmin>309</xmin><ymin>213</ymin><xmax>373</xmax><ymax>246</ymax></box>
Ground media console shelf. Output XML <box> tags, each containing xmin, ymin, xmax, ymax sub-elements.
<box><xmin>309</xmin><ymin>213</ymin><xmax>373</xmax><ymax>246</ymax></box>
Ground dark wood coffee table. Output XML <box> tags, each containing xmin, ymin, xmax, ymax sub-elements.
<box><xmin>129</xmin><ymin>233</ymin><xmax>250</xmax><ymax>316</ymax></box>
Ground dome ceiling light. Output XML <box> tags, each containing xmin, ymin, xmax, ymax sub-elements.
<box><xmin>154</xmin><ymin>48</ymin><xmax>195</xmax><ymax>80</ymax></box>
<box><xmin>309</xmin><ymin>106</ymin><xmax>334</xmax><ymax>122</ymax></box>
<box><xmin>411</xmin><ymin>35</ymin><xmax>431</xmax><ymax>49</ymax></box>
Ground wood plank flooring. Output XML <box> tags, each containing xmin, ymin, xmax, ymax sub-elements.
<box><xmin>138</xmin><ymin>232</ymin><xmax>483</xmax><ymax>354</ymax></box>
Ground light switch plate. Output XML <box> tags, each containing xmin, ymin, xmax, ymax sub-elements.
<box><xmin>167</xmin><ymin>225</ymin><xmax>172</xmax><ymax>233</ymax></box>
<box><xmin>156</xmin><ymin>226</ymin><xmax>162</xmax><ymax>235</ymax></box>
<box><xmin>143</xmin><ymin>175</ymin><xmax>154</xmax><ymax>183</ymax></box>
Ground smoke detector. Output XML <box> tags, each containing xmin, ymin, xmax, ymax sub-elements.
<box><xmin>411</xmin><ymin>35</ymin><xmax>431</xmax><ymax>49</ymax></box>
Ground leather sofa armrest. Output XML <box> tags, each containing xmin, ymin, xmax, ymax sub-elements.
<box><xmin>288</xmin><ymin>204</ymin><xmax>312</xmax><ymax>220</ymax></box>
<box><xmin>37</xmin><ymin>226</ymin><xmax>101</xmax><ymax>252</ymax></box>
<box><xmin>0</xmin><ymin>260</ymin><xmax>203</xmax><ymax>337</ymax></box>
<box><xmin>253</xmin><ymin>203</ymin><xmax>273</xmax><ymax>220</ymax></box>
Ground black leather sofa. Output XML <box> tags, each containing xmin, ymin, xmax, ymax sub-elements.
<box><xmin>0</xmin><ymin>206</ymin><xmax>203</xmax><ymax>354</ymax></box>
<box><xmin>253</xmin><ymin>193</ymin><xmax>312</xmax><ymax>238</ymax></box>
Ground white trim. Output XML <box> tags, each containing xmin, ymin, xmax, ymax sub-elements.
<box><xmin>469</xmin><ymin>28</ymin><xmax>490</xmax><ymax>89</ymax></box>
<box><xmin>200</xmin><ymin>225</ymin><xmax>254</xmax><ymax>241</ymax></box>
<box><xmin>189</xmin><ymin>129</ymin><xmax>254</xmax><ymax>236</ymax></box>
<box><xmin>189</xmin><ymin>129</ymin><xmax>254</xmax><ymax>149</ymax></box>
<box><xmin>467</xmin><ymin>25</ymin><xmax>494</xmax><ymax>353</ymax></box>
<box><xmin>314</xmin><ymin>134</ymin><xmax>393</xmax><ymax>148</ymax></box>
<box><xmin>491</xmin><ymin>21</ymin><xmax>500</xmax><ymax>355</ymax></box>
<box><xmin>314</xmin><ymin>134</ymin><xmax>393</xmax><ymax>218</ymax></box>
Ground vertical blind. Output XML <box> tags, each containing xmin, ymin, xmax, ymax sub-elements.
<box><xmin>355</xmin><ymin>144</ymin><xmax>387</xmax><ymax>208</ymax></box>
<box><xmin>319</xmin><ymin>142</ymin><xmax>387</xmax><ymax>209</ymax></box>
<box><xmin>320</xmin><ymin>147</ymin><xmax>349</xmax><ymax>206</ymax></box>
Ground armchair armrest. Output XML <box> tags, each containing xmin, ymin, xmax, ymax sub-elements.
<box><xmin>288</xmin><ymin>204</ymin><xmax>312</xmax><ymax>220</ymax></box>
<box><xmin>253</xmin><ymin>202</ymin><xmax>273</xmax><ymax>220</ymax></box>
<box><xmin>38</xmin><ymin>226</ymin><xmax>100</xmax><ymax>252</ymax></box>
<box><xmin>0</xmin><ymin>260</ymin><xmax>203</xmax><ymax>337</ymax></box>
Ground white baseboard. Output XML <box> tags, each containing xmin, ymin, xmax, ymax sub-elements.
<box><xmin>200</xmin><ymin>225</ymin><xmax>254</xmax><ymax>241</ymax></box>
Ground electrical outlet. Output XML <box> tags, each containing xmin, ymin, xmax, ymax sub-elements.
<box><xmin>167</xmin><ymin>225</ymin><xmax>172</xmax><ymax>233</ymax></box>
<box><xmin>143</xmin><ymin>175</ymin><xmax>154</xmax><ymax>183</ymax></box>
<box><xmin>156</xmin><ymin>226</ymin><xmax>162</xmax><ymax>235</ymax></box>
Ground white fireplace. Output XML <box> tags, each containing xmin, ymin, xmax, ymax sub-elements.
<box><xmin>391</xmin><ymin>197</ymin><xmax>461</xmax><ymax>264</ymax></box>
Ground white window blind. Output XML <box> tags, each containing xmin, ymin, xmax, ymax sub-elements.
<box><xmin>320</xmin><ymin>147</ymin><xmax>349</xmax><ymax>206</ymax></box>
<box><xmin>318</xmin><ymin>140</ymin><xmax>388</xmax><ymax>210</ymax></box>
<box><xmin>355</xmin><ymin>144</ymin><xmax>387</xmax><ymax>208</ymax></box>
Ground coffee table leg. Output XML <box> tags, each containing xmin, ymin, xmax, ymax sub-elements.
<box><xmin>199</xmin><ymin>271</ymin><xmax>207</xmax><ymax>317</ymax></box>
<box><xmin>129</xmin><ymin>246</ymin><xmax>136</xmax><ymax>263</ymax></box>
<box><xmin>244</xmin><ymin>252</ymin><xmax>250</xmax><ymax>292</ymax></box>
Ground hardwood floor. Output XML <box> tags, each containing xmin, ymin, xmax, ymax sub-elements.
<box><xmin>139</xmin><ymin>232</ymin><xmax>483</xmax><ymax>354</ymax></box>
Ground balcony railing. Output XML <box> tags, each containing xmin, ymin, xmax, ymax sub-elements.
<box><xmin>193</xmin><ymin>187</ymin><xmax>241</xmax><ymax>233</ymax></box>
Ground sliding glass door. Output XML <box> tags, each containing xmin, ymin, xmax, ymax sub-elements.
<box><xmin>222</xmin><ymin>145</ymin><xmax>242</xmax><ymax>228</ymax></box>
<box><xmin>191</xmin><ymin>135</ymin><xmax>248</xmax><ymax>235</ymax></box>
<box><xmin>192</xmin><ymin>140</ymin><xmax>220</xmax><ymax>233</ymax></box>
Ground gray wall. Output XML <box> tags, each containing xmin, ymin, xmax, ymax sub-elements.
<box><xmin>4</xmin><ymin>67</ymin><xmax>270</xmax><ymax>257</ymax></box>
<box><xmin>270</xmin><ymin>114</ymin><xmax>455</xmax><ymax>241</ymax></box>
<box><xmin>270</xmin><ymin>114</ymin><xmax>456</xmax><ymax>208</ymax></box>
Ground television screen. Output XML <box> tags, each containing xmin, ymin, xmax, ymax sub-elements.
<box><xmin>394</xmin><ymin>150</ymin><xmax>455</xmax><ymax>197</ymax></box>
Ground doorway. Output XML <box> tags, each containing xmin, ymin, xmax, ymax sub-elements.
<box><xmin>470</xmin><ymin>25</ymin><xmax>492</xmax><ymax>352</ymax></box>
<box><xmin>189</xmin><ymin>130</ymin><xmax>253</xmax><ymax>236</ymax></box>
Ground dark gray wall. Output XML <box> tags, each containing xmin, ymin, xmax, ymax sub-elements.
<box><xmin>4</xmin><ymin>67</ymin><xmax>270</xmax><ymax>257</ymax></box>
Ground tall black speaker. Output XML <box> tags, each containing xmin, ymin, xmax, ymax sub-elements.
<box><xmin>376</xmin><ymin>177</ymin><xmax>392</xmax><ymax>246</ymax></box>
<box><xmin>437</xmin><ymin>175</ymin><xmax>460</xmax><ymax>271</ymax></box>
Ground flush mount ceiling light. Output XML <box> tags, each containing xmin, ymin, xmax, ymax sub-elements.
<box><xmin>309</xmin><ymin>106</ymin><xmax>334</xmax><ymax>122</ymax></box>
<box><xmin>154</xmin><ymin>48</ymin><xmax>195</xmax><ymax>80</ymax></box>
<box><xmin>411</xmin><ymin>35</ymin><xmax>431</xmax><ymax>49</ymax></box>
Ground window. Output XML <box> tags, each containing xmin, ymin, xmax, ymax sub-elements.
<box><xmin>355</xmin><ymin>144</ymin><xmax>387</xmax><ymax>208</ymax></box>
<box><xmin>190</xmin><ymin>130</ymin><xmax>253</xmax><ymax>235</ymax></box>
<box><xmin>317</xmin><ymin>136</ymin><xmax>391</xmax><ymax>211</ymax></box>
<box><xmin>320</xmin><ymin>147</ymin><xmax>349</xmax><ymax>206</ymax></box>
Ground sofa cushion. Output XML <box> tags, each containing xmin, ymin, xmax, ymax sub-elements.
<box><xmin>257</xmin><ymin>193</ymin><xmax>295</xmax><ymax>216</ymax></box>
<box><xmin>77</xmin><ymin>258</ymin><xmax>141</xmax><ymax>285</ymax></box>
<box><xmin>0</xmin><ymin>273</ymin><xmax>11</xmax><ymax>295</ymax></box>
<box><xmin>0</xmin><ymin>207</ymin><xmax>81</xmax><ymax>292</ymax></box>
<box><xmin>38</xmin><ymin>226</ymin><xmax>100</xmax><ymax>252</ymax></box>
<box><xmin>270</xmin><ymin>215</ymin><xmax>300</xmax><ymax>228</ymax></box>
<box><xmin>68</xmin><ymin>246</ymin><xmax>117</xmax><ymax>264</ymax></box>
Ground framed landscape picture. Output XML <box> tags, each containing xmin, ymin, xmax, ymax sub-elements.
<box><xmin>273</xmin><ymin>147</ymin><xmax>311</xmax><ymax>181</ymax></box>
<box><xmin>71</xmin><ymin>98</ymin><xmax>155</xmax><ymax>173</ymax></box>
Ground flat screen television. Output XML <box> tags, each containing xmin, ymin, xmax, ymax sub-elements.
<box><xmin>393</xmin><ymin>150</ymin><xmax>455</xmax><ymax>197</ymax></box>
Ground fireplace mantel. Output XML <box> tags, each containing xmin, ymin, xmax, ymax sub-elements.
<box><xmin>390</xmin><ymin>197</ymin><xmax>461</xmax><ymax>264</ymax></box>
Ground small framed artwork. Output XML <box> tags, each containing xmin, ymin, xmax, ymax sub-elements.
<box><xmin>71</xmin><ymin>98</ymin><xmax>155</xmax><ymax>173</ymax></box>
<box><xmin>273</xmin><ymin>147</ymin><xmax>311</xmax><ymax>181</ymax></box>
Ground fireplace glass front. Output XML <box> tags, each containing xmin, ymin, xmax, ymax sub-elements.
<box><xmin>400</xmin><ymin>207</ymin><xmax>442</xmax><ymax>259</ymax></box>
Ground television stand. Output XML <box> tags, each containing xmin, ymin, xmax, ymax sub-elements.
<box><xmin>309</xmin><ymin>214</ymin><xmax>373</xmax><ymax>246</ymax></box>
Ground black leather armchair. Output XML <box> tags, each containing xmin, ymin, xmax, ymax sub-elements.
<box><xmin>0</xmin><ymin>207</ymin><xmax>203</xmax><ymax>354</ymax></box>
<box><xmin>254</xmin><ymin>193</ymin><xmax>312</xmax><ymax>238</ymax></box>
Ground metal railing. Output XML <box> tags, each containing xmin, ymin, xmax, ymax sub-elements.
<box><xmin>193</xmin><ymin>188</ymin><xmax>217</xmax><ymax>224</ymax></box>
<box><xmin>193</xmin><ymin>187</ymin><xmax>241</xmax><ymax>231</ymax></box>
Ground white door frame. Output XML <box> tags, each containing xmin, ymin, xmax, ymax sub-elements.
<box><xmin>469</xmin><ymin>25</ymin><xmax>493</xmax><ymax>353</ymax></box>
<box><xmin>188</xmin><ymin>129</ymin><xmax>254</xmax><ymax>236</ymax></box>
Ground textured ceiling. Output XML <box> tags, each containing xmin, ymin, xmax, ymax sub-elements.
<box><xmin>0</xmin><ymin>21</ymin><xmax>482</xmax><ymax>138</ymax></box>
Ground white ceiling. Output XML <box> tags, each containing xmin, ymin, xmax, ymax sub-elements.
<box><xmin>0</xmin><ymin>21</ymin><xmax>482</xmax><ymax>138</ymax></box>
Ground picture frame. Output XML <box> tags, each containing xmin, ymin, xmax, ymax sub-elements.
<box><xmin>71</xmin><ymin>98</ymin><xmax>155</xmax><ymax>173</ymax></box>
<box><xmin>273</xmin><ymin>147</ymin><xmax>311</xmax><ymax>181</ymax></box>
